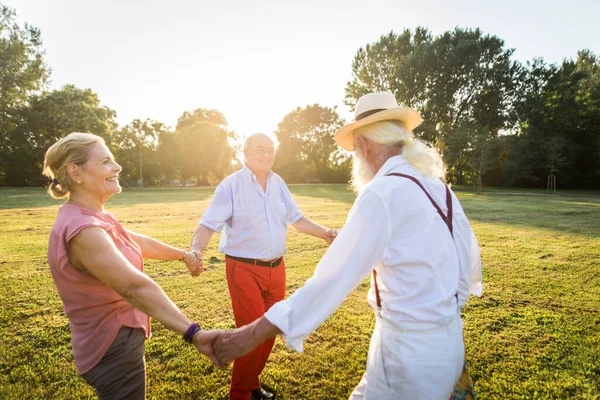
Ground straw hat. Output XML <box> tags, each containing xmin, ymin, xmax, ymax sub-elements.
<box><xmin>335</xmin><ymin>92</ymin><xmax>423</xmax><ymax>151</ymax></box>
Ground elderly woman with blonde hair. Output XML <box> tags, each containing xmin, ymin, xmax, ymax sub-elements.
<box><xmin>43</xmin><ymin>132</ymin><xmax>221</xmax><ymax>400</ymax></box>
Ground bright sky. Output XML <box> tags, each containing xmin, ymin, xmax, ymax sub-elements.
<box><xmin>5</xmin><ymin>0</ymin><xmax>600</xmax><ymax>140</ymax></box>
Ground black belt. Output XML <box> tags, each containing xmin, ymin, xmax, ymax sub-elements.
<box><xmin>226</xmin><ymin>255</ymin><xmax>283</xmax><ymax>268</ymax></box>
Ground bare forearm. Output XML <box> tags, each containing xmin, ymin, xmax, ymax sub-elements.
<box><xmin>71</xmin><ymin>228</ymin><xmax>194</xmax><ymax>335</ymax></box>
<box><xmin>124</xmin><ymin>278</ymin><xmax>191</xmax><ymax>334</ymax></box>
<box><xmin>292</xmin><ymin>216</ymin><xmax>327</xmax><ymax>239</ymax></box>
<box><xmin>214</xmin><ymin>315</ymin><xmax>281</xmax><ymax>365</ymax></box>
<box><xmin>140</xmin><ymin>235</ymin><xmax>184</xmax><ymax>260</ymax></box>
<box><xmin>191</xmin><ymin>224</ymin><xmax>215</xmax><ymax>252</ymax></box>
<box><xmin>249</xmin><ymin>315</ymin><xmax>281</xmax><ymax>344</ymax></box>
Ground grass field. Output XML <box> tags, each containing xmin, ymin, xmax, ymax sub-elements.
<box><xmin>1</xmin><ymin>185</ymin><xmax>599</xmax><ymax>399</ymax></box>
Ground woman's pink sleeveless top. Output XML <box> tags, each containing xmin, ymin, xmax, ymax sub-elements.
<box><xmin>47</xmin><ymin>203</ymin><xmax>150</xmax><ymax>374</ymax></box>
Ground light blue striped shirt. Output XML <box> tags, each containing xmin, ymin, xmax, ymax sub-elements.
<box><xmin>200</xmin><ymin>165</ymin><xmax>303</xmax><ymax>260</ymax></box>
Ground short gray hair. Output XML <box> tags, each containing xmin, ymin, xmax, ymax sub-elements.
<box><xmin>243</xmin><ymin>133</ymin><xmax>279</xmax><ymax>151</ymax></box>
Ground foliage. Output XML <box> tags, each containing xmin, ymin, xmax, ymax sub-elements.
<box><xmin>4</xmin><ymin>84</ymin><xmax>116</xmax><ymax>186</ymax></box>
<box><xmin>346</xmin><ymin>28</ymin><xmax>600</xmax><ymax>190</ymax></box>
<box><xmin>112</xmin><ymin>119</ymin><xmax>168</xmax><ymax>185</ymax></box>
<box><xmin>345</xmin><ymin>27</ymin><xmax>521</xmax><ymax>187</ymax></box>
<box><xmin>0</xmin><ymin>4</ymin><xmax>48</xmax><ymax>115</ymax></box>
<box><xmin>508</xmin><ymin>52</ymin><xmax>600</xmax><ymax>189</ymax></box>
<box><xmin>0</xmin><ymin>4</ymin><xmax>48</xmax><ymax>185</ymax></box>
<box><xmin>174</xmin><ymin>108</ymin><xmax>237</xmax><ymax>185</ymax></box>
<box><xmin>274</xmin><ymin>104</ymin><xmax>347</xmax><ymax>183</ymax></box>
<box><xmin>1</xmin><ymin>5</ymin><xmax>599</xmax><ymax>189</ymax></box>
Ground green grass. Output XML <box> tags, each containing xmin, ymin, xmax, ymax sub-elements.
<box><xmin>1</xmin><ymin>185</ymin><xmax>599</xmax><ymax>399</ymax></box>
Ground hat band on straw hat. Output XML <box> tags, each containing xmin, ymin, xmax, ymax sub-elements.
<box><xmin>355</xmin><ymin>108</ymin><xmax>387</xmax><ymax>121</ymax></box>
<box><xmin>334</xmin><ymin>92</ymin><xmax>423</xmax><ymax>151</ymax></box>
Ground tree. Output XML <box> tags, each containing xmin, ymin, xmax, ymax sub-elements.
<box><xmin>0</xmin><ymin>5</ymin><xmax>48</xmax><ymax>115</ymax></box>
<box><xmin>508</xmin><ymin>51</ymin><xmax>600</xmax><ymax>189</ymax></box>
<box><xmin>5</xmin><ymin>84</ymin><xmax>116</xmax><ymax>186</ymax></box>
<box><xmin>274</xmin><ymin>105</ymin><xmax>345</xmax><ymax>183</ymax></box>
<box><xmin>174</xmin><ymin>108</ymin><xmax>236</xmax><ymax>185</ymax></box>
<box><xmin>345</xmin><ymin>28</ymin><xmax>521</xmax><ymax>185</ymax></box>
<box><xmin>565</xmin><ymin>50</ymin><xmax>600</xmax><ymax>188</ymax></box>
<box><xmin>113</xmin><ymin>119</ymin><xmax>167</xmax><ymax>185</ymax></box>
<box><xmin>344</xmin><ymin>28</ymin><xmax>433</xmax><ymax>116</ymax></box>
<box><xmin>176</xmin><ymin>108</ymin><xmax>228</xmax><ymax>131</ymax></box>
<box><xmin>0</xmin><ymin>5</ymin><xmax>48</xmax><ymax>184</ymax></box>
<box><xmin>448</xmin><ymin>122</ymin><xmax>502</xmax><ymax>193</ymax></box>
<box><xmin>156</xmin><ymin>130</ymin><xmax>182</xmax><ymax>184</ymax></box>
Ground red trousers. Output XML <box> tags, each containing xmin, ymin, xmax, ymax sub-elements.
<box><xmin>225</xmin><ymin>257</ymin><xmax>286</xmax><ymax>400</ymax></box>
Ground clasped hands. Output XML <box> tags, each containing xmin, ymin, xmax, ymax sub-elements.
<box><xmin>181</xmin><ymin>249</ymin><xmax>203</xmax><ymax>277</ymax></box>
<box><xmin>190</xmin><ymin>323</ymin><xmax>265</xmax><ymax>369</ymax></box>
<box><xmin>324</xmin><ymin>228</ymin><xmax>339</xmax><ymax>244</ymax></box>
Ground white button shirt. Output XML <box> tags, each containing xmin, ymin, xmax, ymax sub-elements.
<box><xmin>265</xmin><ymin>155</ymin><xmax>483</xmax><ymax>351</ymax></box>
<box><xmin>200</xmin><ymin>165</ymin><xmax>303</xmax><ymax>260</ymax></box>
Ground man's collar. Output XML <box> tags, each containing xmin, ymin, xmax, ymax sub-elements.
<box><xmin>241</xmin><ymin>164</ymin><xmax>253</xmax><ymax>178</ymax></box>
<box><xmin>373</xmin><ymin>155</ymin><xmax>410</xmax><ymax>180</ymax></box>
<box><xmin>242</xmin><ymin>164</ymin><xmax>273</xmax><ymax>182</ymax></box>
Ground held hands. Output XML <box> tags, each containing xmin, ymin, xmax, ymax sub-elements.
<box><xmin>191</xmin><ymin>329</ymin><xmax>226</xmax><ymax>368</ymax></box>
<box><xmin>212</xmin><ymin>316</ymin><xmax>281</xmax><ymax>367</ymax></box>
<box><xmin>192</xmin><ymin>317</ymin><xmax>280</xmax><ymax>368</ymax></box>
<box><xmin>212</xmin><ymin>325</ymin><xmax>261</xmax><ymax>367</ymax></box>
<box><xmin>182</xmin><ymin>250</ymin><xmax>204</xmax><ymax>277</ymax></box>
<box><xmin>323</xmin><ymin>228</ymin><xmax>339</xmax><ymax>245</ymax></box>
<box><xmin>190</xmin><ymin>327</ymin><xmax>259</xmax><ymax>369</ymax></box>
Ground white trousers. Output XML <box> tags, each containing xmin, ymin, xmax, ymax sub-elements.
<box><xmin>349</xmin><ymin>313</ymin><xmax>464</xmax><ymax>400</ymax></box>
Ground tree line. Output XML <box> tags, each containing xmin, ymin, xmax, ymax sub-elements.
<box><xmin>345</xmin><ymin>28</ymin><xmax>600</xmax><ymax>191</ymax></box>
<box><xmin>1</xmin><ymin>4</ymin><xmax>599</xmax><ymax>189</ymax></box>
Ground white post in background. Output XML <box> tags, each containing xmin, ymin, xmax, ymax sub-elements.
<box><xmin>139</xmin><ymin>151</ymin><xmax>143</xmax><ymax>189</ymax></box>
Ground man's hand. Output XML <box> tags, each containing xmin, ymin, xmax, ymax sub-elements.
<box><xmin>323</xmin><ymin>228</ymin><xmax>338</xmax><ymax>245</ymax></box>
<box><xmin>212</xmin><ymin>325</ymin><xmax>260</xmax><ymax>367</ymax></box>
<box><xmin>292</xmin><ymin>217</ymin><xmax>338</xmax><ymax>245</ymax></box>
<box><xmin>192</xmin><ymin>329</ymin><xmax>225</xmax><ymax>368</ymax></box>
<box><xmin>213</xmin><ymin>316</ymin><xmax>281</xmax><ymax>367</ymax></box>
<box><xmin>182</xmin><ymin>250</ymin><xmax>204</xmax><ymax>277</ymax></box>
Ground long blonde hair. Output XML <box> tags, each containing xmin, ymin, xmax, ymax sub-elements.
<box><xmin>354</xmin><ymin>120</ymin><xmax>446</xmax><ymax>179</ymax></box>
<box><xmin>42</xmin><ymin>133</ymin><xmax>104</xmax><ymax>199</ymax></box>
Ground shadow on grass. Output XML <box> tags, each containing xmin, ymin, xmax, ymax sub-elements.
<box><xmin>2</xmin><ymin>185</ymin><xmax>599</xmax><ymax>238</ymax></box>
<box><xmin>289</xmin><ymin>184</ymin><xmax>355</xmax><ymax>204</ymax></box>
<box><xmin>290</xmin><ymin>185</ymin><xmax>600</xmax><ymax>239</ymax></box>
<box><xmin>0</xmin><ymin>187</ymin><xmax>215</xmax><ymax>210</ymax></box>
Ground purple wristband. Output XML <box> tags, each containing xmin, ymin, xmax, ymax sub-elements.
<box><xmin>183</xmin><ymin>322</ymin><xmax>201</xmax><ymax>343</ymax></box>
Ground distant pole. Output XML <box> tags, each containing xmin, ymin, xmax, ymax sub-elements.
<box><xmin>547</xmin><ymin>174</ymin><xmax>556</xmax><ymax>194</ymax></box>
<box><xmin>139</xmin><ymin>151</ymin><xmax>143</xmax><ymax>189</ymax></box>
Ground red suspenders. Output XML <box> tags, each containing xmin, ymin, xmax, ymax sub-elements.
<box><xmin>372</xmin><ymin>173</ymin><xmax>453</xmax><ymax>310</ymax></box>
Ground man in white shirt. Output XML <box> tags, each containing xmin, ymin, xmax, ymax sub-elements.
<box><xmin>190</xmin><ymin>133</ymin><xmax>337</xmax><ymax>400</ymax></box>
<box><xmin>212</xmin><ymin>93</ymin><xmax>483</xmax><ymax>399</ymax></box>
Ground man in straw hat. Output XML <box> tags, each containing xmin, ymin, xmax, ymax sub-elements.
<box><xmin>212</xmin><ymin>93</ymin><xmax>483</xmax><ymax>399</ymax></box>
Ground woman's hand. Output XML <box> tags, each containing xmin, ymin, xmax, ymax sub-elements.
<box><xmin>192</xmin><ymin>329</ymin><xmax>225</xmax><ymax>368</ymax></box>
<box><xmin>323</xmin><ymin>228</ymin><xmax>338</xmax><ymax>245</ymax></box>
<box><xmin>213</xmin><ymin>316</ymin><xmax>281</xmax><ymax>367</ymax></box>
<box><xmin>182</xmin><ymin>250</ymin><xmax>204</xmax><ymax>277</ymax></box>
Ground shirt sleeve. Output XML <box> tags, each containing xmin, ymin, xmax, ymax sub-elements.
<box><xmin>264</xmin><ymin>189</ymin><xmax>390</xmax><ymax>352</ymax></box>
<box><xmin>451</xmin><ymin>192</ymin><xmax>483</xmax><ymax>305</ymax></box>
<box><xmin>280</xmin><ymin>179</ymin><xmax>303</xmax><ymax>224</ymax></box>
<box><xmin>199</xmin><ymin>183</ymin><xmax>233</xmax><ymax>232</ymax></box>
<box><xmin>60</xmin><ymin>214</ymin><xmax>113</xmax><ymax>271</ymax></box>
<box><xmin>65</xmin><ymin>215</ymin><xmax>106</xmax><ymax>243</ymax></box>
